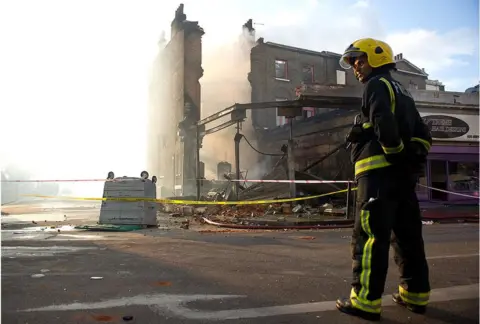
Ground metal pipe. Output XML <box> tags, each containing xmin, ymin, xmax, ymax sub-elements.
<box><xmin>302</xmin><ymin>143</ymin><xmax>345</xmax><ymax>172</ymax></box>
<box><xmin>235</xmin><ymin>122</ymin><xmax>241</xmax><ymax>200</ymax></box>
<box><xmin>346</xmin><ymin>181</ymin><xmax>352</xmax><ymax>220</ymax></box>
<box><xmin>287</xmin><ymin>118</ymin><xmax>296</xmax><ymax>198</ymax></box>
<box><xmin>204</xmin><ymin>120</ymin><xmax>237</xmax><ymax>135</ymax></box>
<box><xmin>195</xmin><ymin>126</ymin><xmax>201</xmax><ymax>201</ymax></box>
<box><xmin>172</xmin><ymin>155</ymin><xmax>175</xmax><ymax>195</ymax></box>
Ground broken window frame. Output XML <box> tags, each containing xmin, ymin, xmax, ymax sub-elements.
<box><xmin>303</xmin><ymin>107</ymin><xmax>315</xmax><ymax>119</ymax></box>
<box><xmin>275</xmin><ymin>59</ymin><xmax>288</xmax><ymax>80</ymax></box>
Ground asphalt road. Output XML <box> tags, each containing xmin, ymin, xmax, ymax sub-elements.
<box><xmin>2</xmin><ymin>221</ymin><xmax>479</xmax><ymax>324</ymax></box>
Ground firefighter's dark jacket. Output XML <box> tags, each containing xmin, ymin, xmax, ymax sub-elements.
<box><xmin>350</xmin><ymin>69</ymin><xmax>432</xmax><ymax>179</ymax></box>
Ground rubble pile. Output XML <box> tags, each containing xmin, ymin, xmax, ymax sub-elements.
<box><xmin>161</xmin><ymin>200</ymin><xmax>348</xmax><ymax>228</ymax></box>
<box><xmin>204</xmin><ymin>204</ymin><xmax>281</xmax><ymax>220</ymax></box>
<box><xmin>159</xmin><ymin>157</ymin><xmax>351</xmax><ymax>229</ymax></box>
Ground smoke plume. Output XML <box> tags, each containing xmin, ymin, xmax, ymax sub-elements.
<box><xmin>200</xmin><ymin>25</ymin><xmax>260</xmax><ymax>179</ymax></box>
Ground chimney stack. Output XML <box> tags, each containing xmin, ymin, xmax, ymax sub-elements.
<box><xmin>171</xmin><ymin>3</ymin><xmax>187</xmax><ymax>36</ymax></box>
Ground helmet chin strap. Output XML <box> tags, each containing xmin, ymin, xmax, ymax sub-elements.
<box><xmin>354</xmin><ymin>71</ymin><xmax>363</xmax><ymax>82</ymax></box>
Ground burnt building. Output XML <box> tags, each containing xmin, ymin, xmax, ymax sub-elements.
<box><xmin>147</xmin><ymin>4</ymin><xmax>204</xmax><ymax>197</ymax></box>
<box><xmin>245</xmin><ymin>38</ymin><xmax>479</xmax><ymax>204</ymax></box>
<box><xmin>248</xmin><ymin>41</ymin><xmax>440</xmax><ymax>130</ymax></box>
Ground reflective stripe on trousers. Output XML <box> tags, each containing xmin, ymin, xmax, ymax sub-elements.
<box><xmin>350</xmin><ymin>210</ymin><xmax>382</xmax><ymax>314</ymax></box>
<box><xmin>399</xmin><ymin>286</ymin><xmax>430</xmax><ymax>306</ymax></box>
<box><xmin>350</xmin><ymin>210</ymin><xmax>382</xmax><ymax>313</ymax></box>
<box><xmin>350</xmin><ymin>288</ymin><xmax>381</xmax><ymax>314</ymax></box>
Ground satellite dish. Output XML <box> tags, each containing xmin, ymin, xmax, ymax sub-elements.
<box><xmin>140</xmin><ymin>171</ymin><xmax>149</xmax><ymax>179</ymax></box>
<box><xmin>107</xmin><ymin>171</ymin><xmax>115</xmax><ymax>180</ymax></box>
<box><xmin>152</xmin><ymin>176</ymin><xmax>157</xmax><ymax>184</ymax></box>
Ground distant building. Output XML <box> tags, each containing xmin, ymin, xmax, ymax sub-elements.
<box><xmin>426</xmin><ymin>79</ymin><xmax>445</xmax><ymax>91</ymax></box>
<box><xmin>465</xmin><ymin>84</ymin><xmax>479</xmax><ymax>94</ymax></box>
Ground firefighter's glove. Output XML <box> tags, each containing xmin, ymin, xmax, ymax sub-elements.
<box><xmin>346</xmin><ymin>124</ymin><xmax>365</xmax><ymax>143</ymax></box>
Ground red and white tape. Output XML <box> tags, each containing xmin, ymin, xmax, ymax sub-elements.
<box><xmin>1</xmin><ymin>179</ymin><xmax>132</xmax><ymax>183</ymax></box>
<box><xmin>418</xmin><ymin>184</ymin><xmax>479</xmax><ymax>199</ymax></box>
<box><xmin>1</xmin><ymin>179</ymin><xmax>106</xmax><ymax>183</ymax></box>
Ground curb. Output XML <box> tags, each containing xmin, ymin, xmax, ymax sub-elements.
<box><xmin>202</xmin><ymin>213</ymin><xmax>479</xmax><ymax>230</ymax></box>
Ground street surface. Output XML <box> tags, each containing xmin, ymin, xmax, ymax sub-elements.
<box><xmin>1</xmin><ymin>202</ymin><xmax>479</xmax><ymax>324</ymax></box>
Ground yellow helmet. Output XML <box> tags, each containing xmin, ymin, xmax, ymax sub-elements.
<box><xmin>339</xmin><ymin>38</ymin><xmax>395</xmax><ymax>70</ymax></box>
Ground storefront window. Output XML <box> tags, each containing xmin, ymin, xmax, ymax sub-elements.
<box><xmin>448</xmin><ymin>161</ymin><xmax>479</xmax><ymax>192</ymax></box>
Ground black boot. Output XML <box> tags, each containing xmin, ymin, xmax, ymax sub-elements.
<box><xmin>336</xmin><ymin>298</ymin><xmax>381</xmax><ymax>321</ymax></box>
<box><xmin>392</xmin><ymin>293</ymin><xmax>427</xmax><ymax>314</ymax></box>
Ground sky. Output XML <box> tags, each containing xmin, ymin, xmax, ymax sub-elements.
<box><xmin>0</xmin><ymin>0</ymin><xmax>478</xmax><ymax>188</ymax></box>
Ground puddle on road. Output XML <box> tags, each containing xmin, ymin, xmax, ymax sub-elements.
<box><xmin>1</xmin><ymin>231</ymin><xmax>108</xmax><ymax>242</ymax></box>
<box><xmin>1</xmin><ymin>246</ymin><xmax>98</xmax><ymax>258</ymax></box>
<box><xmin>1</xmin><ymin>211</ymin><xmax>99</xmax><ymax>224</ymax></box>
<box><xmin>12</xmin><ymin>225</ymin><xmax>79</xmax><ymax>233</ymax></box>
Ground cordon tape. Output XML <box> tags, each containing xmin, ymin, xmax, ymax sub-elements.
<box><xmin>223</xmin><ymin>179</ymin><xmax>353</xmax><ymax>184</ymax></box>
<box><xmin>3</xmin><ymin>179</ymin><xmax>353</xmax><ymax>184</ymax></box>
<box><xmin>13</xmin><ymin>179</ymin><xmax>479</xmax><ymax>203</ymax></box>
<box><xmin>3</xmin><ymin>179</ymin><xmax>131</xmax><ymax>183</ymax></box>
<box><xmin>418</xmin><ymin>184</ymin><xmax>480</xmax><ymax>200</ymax></box>
<box><xmin>23</xmin><ymin>188</ymin><xmax>356</xmax><ymax>205</ymax></box>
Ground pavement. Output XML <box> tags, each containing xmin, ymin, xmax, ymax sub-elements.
<box><xmin>1</xmin><ymin>202</ymin><xmax>479</xmax><ymax>324</ymax></box>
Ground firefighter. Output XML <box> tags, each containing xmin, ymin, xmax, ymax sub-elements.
<box><xmin>336</xmin><ymin>38</ymin><xmax>432</xmax><ymax>321</ymax></box>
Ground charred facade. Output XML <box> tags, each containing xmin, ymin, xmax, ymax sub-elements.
<box><xmin>147</xmin><ymin>4</ymin><xmax>204</xmax><ymax>197</ymax></box>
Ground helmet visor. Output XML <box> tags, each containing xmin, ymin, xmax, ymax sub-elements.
<box><xmin>339</xmin><ymin>51</ymin><xmax>366</xmax><ymax>69</ymax></box>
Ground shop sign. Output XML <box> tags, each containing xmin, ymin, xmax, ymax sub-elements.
<box><xmin>420</xmin><ymin>113</ymin><xmax>479</xmax><ymax>142</ymax></box>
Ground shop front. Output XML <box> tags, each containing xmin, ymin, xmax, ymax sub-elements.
<box><xmin>416</xmin><ymin>112</ymin><xmax>479</xmax><ymax>205</ymax></box>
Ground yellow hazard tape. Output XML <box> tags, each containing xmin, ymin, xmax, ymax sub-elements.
<box><xmin>23</xmin><ymin>187</ymin><xmax>357</xmax><ymax>205</ymax></box>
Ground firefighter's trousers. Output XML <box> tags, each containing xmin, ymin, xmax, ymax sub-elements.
<box><xmin>350</xmin><ymin>167</ymin><xmax>430</xmax><ymax>314</ymax></box>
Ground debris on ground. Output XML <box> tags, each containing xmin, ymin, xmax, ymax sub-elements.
<box><xmin>180</xmin><ymin>219</ymin><xmax>190</xmax><ymax>229</ymax></box>
<box><xmin>296</xmin><ymin>236</ymin><xmax>316</xmax><ymax>240</ymax></box>
<box><xmin>160</xmin><ymin>199</ymin><xmax>348</xmax><ymax>228</ymax></box>
<box><xmin>157</xmin><ymin>160</ymin><xmax>351</xmax><ymax>228</ymax></box>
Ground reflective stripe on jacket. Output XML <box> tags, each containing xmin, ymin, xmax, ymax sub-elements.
<box><xmin>351</xmin><ymin>73</ymin><xmax>432</xmax><ymax>179</ymax></box>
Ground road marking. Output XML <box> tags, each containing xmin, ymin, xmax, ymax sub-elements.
<box><xmin>19</xmin><ymin>284</ymin><xmax>478</xmax><ymax>320</ymax></box>
<box><xmin>427</xmin><ymin>253</ymin><xmax>479</xmax><ymax>260</ymax></box>
<box><xmin>20</xmin><ymin>294</ymin><xmax>244</xmax><ymax>312</ymax></box>
<box><xmin>1</xmin><ymin>246</ymin><xmax>98</xmax><ymax>258</ymax></box>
